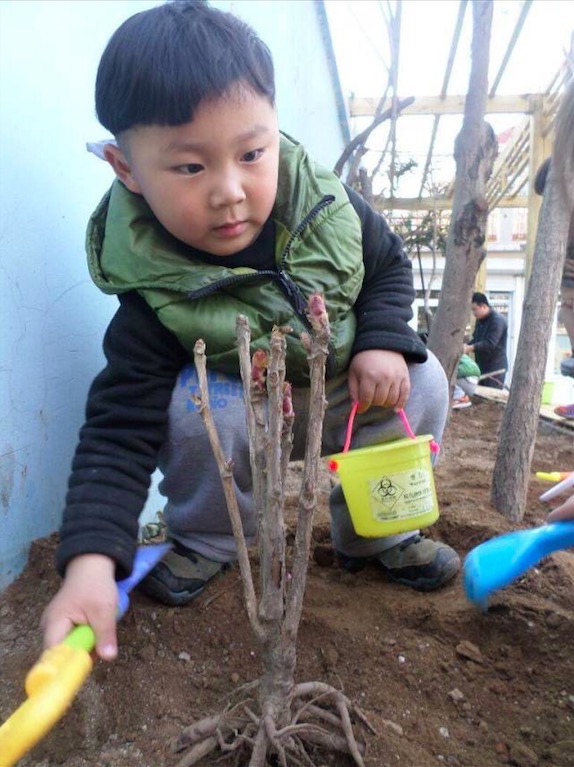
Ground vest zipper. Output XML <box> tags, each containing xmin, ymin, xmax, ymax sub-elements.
<box><xmin>186</xmin><ymin>195</ymin><xmax>339</xmax><ymax>376</ymax></box>
<box><xmin>186</xmin><ymin>195</ymin><xmax>335</xmax><ymax>315</ymax></box>
<box><xmin>274</xmin><ymin>195</ymin><xmax>335</xmax><ymax>322</ymax></box>
<box><xmin>278</xmin><ymin>195</ymin><xmax>335</xmax><ymax>267</ymax></box>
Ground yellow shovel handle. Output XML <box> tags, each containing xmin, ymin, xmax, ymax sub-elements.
<box><xmin>0</xmin><ymin>643</ymin><xmax>93</xmax><ymax>767</ymax></box>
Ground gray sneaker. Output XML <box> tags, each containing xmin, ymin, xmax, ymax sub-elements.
<box><xmin>560</xmin><ymin>357</ymin><xmax>574</xmax><ymax>378</ymax></box>
<box><xmin>138</xmin><ymin>540</ymin><xmax>231</xmax><ymax>606</ymax></box>
<box><xmin>376</xmin><ymin>535</ymin><xmax>460</xmax><ymax>591</ymax></box>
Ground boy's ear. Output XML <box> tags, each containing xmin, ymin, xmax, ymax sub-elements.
<box><xmin>103</xmin><ymin>144</ymin><xmax>142</xmax><ymax>194</ymax></box>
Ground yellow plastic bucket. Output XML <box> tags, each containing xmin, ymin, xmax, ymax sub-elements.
<box><xmin>328</xmin><ymin>435</ymin><xmax>439</xmax><ymax>537</ymax></box>
<box><xmin>541</xmin><ymin>381</ymin><xmax>555</xmax><ymax>405</ymax></box>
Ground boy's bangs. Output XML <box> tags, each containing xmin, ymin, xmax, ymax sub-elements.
<box><xmin>135</xmin><ymin>45</ymin><xmax>274</xmax><ymax>128</ymax></box>
<box><xmin>96</xmin><ymin>2</ymin><xmax>275</xmax><ymax>135</ymax></box>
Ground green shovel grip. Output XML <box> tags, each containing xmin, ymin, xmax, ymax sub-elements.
<box><xmin>63</xmin><ymin>624</ymin><xmax>96</xmax><ymax>652</ymax></box>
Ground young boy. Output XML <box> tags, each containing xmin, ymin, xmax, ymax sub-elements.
<box><xmin>41</xmin><ymin>0</ymin><xmax>459</xmax><ymax>662</ymax></box>
<box><xmin>452</xmin><ymin>353</ymin><xmax>481</xmax><ymax>409</ymax></box>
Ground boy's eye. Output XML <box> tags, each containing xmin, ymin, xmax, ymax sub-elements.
<box><xmin>242</xmin><ymin>148</ymin><xmax>264</xmax><ymax>163</ymax></box>
<box><xmin>178</xmin><ymin>163</ymin><xmax>203</xmax><ymax>175</ymax></box>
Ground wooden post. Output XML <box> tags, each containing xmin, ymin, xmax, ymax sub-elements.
<box><xmin>525</xmin><ymin>95</ymin><xmax>548</xmax><ymax>283</ymax></box>
<box><xmin>475</xmin><ymin>259</ymin><xmax>487</xmax><ymax>295</ymax></box>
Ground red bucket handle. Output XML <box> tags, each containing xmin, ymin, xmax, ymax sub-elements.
<box><xmin>338</xmin><ymin>402</ymin><xmax>440</xmax><ymax>457</ymax></box>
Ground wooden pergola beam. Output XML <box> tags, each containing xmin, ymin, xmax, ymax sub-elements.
<box><xmin>487</xmin><ymin>157</ymin><xmax>529</xmax><ymax>212</ymax></box>
<box><xmin>374</xmin><ymin>195</ymin><xmax>528</xmax><ymax>212</ymax></box>
<box><xmin>349</xmin><ymin>93</ymin><xmax>544</xmax><ymax>117</ymax></box>
<box><xmin>345</xmin><ymin>33</ymin><xmax>569</xmax><ymax>221</ymax></box>
<box><xmin>486</xmin><ymin>115</ymin><xmax>531</xmax><ymax>205</ymax></box>
<box><xmin>488</xmin><ymin>0</ymin><xmax>532</xmax><ymax>97</ymax></box>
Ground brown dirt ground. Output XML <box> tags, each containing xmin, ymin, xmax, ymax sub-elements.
<box><xmin>1</xmin><ymin>398</ymin><xmax>574</xmax><ymax>767</ymax></box>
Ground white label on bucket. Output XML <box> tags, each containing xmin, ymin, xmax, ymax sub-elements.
<box><xmin>368</xmin><ymin>468</ymin><xmax>434</xmax><ymax>521</ymax></box>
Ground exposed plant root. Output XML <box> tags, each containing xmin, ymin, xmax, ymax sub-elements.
<box><xmin>172</xmin><ymin>680</ymin><xmax>374</xmax><ymax>767</ymax></box>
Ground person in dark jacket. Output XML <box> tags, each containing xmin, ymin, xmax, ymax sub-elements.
<box><xmin>464</xmin><ymin>292</ymin><xmax>508</xmax><ymax>389</ymax></box>
<box><xmin>40</xmin><ymin>0</ymin><xmax>459</xmax><ymax>662</ymax></box>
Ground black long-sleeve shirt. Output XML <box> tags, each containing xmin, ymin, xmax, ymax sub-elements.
<box><xmin>470</xmin><ymin>309</ymin><xmax>508</xmax><ymax>376</ymax></box>
<box><xmin>57</xmin><ymin>186</ymin><xmax>427</xmax><ymax>577</ymax></box>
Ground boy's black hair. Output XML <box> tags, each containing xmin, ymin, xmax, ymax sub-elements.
<box><xmin>96</xmin><ymin>0</ymin><xmax>275</xmax><ymax>136</ymax></box>
<box><xmin>471</xmin><ymin>292</ymin><xmax>489</xmax><ymax>307</ymax></box>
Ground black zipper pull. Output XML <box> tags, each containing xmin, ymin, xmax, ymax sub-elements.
<box><xmin>277</xmin><ymin>271</ymin><xmax>310</xmax><ymax>317</ymax></box>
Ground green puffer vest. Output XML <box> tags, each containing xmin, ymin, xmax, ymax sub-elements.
<box><xmin>457</xmin><ymin>354</ymin><xmax>481</xmax><ymax>379</ymax></box>
<box><xmin>86</xmin><ymin>134</ymin><xmax>364</xmax><ymax>384</ymax></box>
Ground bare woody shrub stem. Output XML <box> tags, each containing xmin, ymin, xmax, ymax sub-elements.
<box><xmin>191</xmin><ymin>338</ymin><xmax>264</xmax><ymax>642</ymax></box>
<box><xmin>175</xmin><ymin>295</ymin><xmax>372</xmax><ymax>767</ymax></box>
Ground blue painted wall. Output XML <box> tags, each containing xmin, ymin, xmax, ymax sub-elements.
<box><xmin>0</xmin><ymin>0</ymin><xmax>347</xmax><ymax>590</ymax></box>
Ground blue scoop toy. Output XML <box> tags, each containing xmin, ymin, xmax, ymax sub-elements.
<box><xmin>463</xmin><ymin>521</ymin><xmax>574</xmax><ymax>609</ymax></box>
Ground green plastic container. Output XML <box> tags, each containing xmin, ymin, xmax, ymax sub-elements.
<box><xmin>328</xmin><ymin>435</ymin><xmax>439</xmax><ymax>537</ymax></box>
<box><xmin>541</xmin><ymin>381</ymin><xmax>555</xmax><ymax>405</ymax></box>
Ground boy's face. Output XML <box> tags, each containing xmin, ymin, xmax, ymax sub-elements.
<box><xmin>105</xmin><ymin>86</ymin><xmax>280</xmax><ymax>256</ymax></box>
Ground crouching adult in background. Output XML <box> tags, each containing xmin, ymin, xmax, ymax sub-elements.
<box><xmin>463</xmin><ymin>292</ymin><xmax>508</xmax><ymax>390</ymax></box>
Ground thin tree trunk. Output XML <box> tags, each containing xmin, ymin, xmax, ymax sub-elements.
<box><xmin>427</xmin><ymin>0</ymin><xmax>496</xmax><ymax>385</ymax></box>
<box><xmin>491</xmin><ymin>80</ymin><xmax>573</xmax><ymax>520</ymax></box>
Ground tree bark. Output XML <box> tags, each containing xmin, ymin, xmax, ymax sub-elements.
<box><xmin>427</xmin><ymin>0</ymin><xmax>496</xmax><ymax>386</ymax></box>
<box><xmin>491</xmin><ymin>85</ymin><xmax>573</xmax><ymax>520</ymax></box>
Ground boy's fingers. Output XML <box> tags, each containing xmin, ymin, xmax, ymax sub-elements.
<box><xmin>349</xmin><ymin>375</ymin><xmax>372</xmax><ymax>413</ymax></box>
<box><xmin>42</xmin><ymin>616</ymin><xmax>75</xmax><ymax>649</ymax></box>
<box><xmin>41</xmin><ymin>604</ymin><xmax>118</xmax><ymax>661</ymax></box>
<box><xmin>357</xmin><ymin>381</ymin><xmax>378</xmax><ymax>412</ymax></box>
<box><xmin>95</xmin><ymin>633</ymin><xmax>118</xmax><ymax>661</ymax></box>
<box><xmin>548</xmin><ymin>506</ymin><xmax>573</xmax><ymax>522</ymax></box>
<box><xmin>396</xmin><ymin>378</ymin><xmax>411</xmax><ymax>411</ymax></box>
<box><xmin>376</xmin><ymin>381</ymin><xmax>397</xmax><ymax>410</ymax></box>
<box><xmin>90</xmin><ymin>610</ymin><xmax>119</xmax><ymax>661</ymax></box>
<box><xmin>347</xmin><ymin>372</ymin><xmax>359</xmax><ymax>406</ymax></box>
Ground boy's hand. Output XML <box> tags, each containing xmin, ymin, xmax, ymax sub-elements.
<box><xmin>547</xmin><ymin>494</ymin><xmax>574</xmax><ymax>522</ymax></box>
<box><xmin>348</xmin><ymin>349</ymin><xmax>410</xmax><ymax>413</ymax></box>
<box><xmin>41</xmin><ymin>554</ymin><xmax>119</xmax><ymax>661</ymax></box>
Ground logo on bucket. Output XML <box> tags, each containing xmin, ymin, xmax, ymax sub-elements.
<box><xmin>369</xmin><ymin>468</ymin><xmax>434</xmax><ymax>522</ymax></box>
<box><xmin>371</xmin><ymin>476</ymin><xmax>404</xmax><ymax>513</ymax></box>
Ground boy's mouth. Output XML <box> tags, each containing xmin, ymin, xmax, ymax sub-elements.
<box><xmin>214</xmin><ymin>221</ymin><xmax>248</xmax><ymax>237</ymax></box>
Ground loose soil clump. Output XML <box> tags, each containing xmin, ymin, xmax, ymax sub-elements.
<box><xmin>1</xmin><ymin>398</ymin><xmax>573</xmax><ymax>766</ymax></box>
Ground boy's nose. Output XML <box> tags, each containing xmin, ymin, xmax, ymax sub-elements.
<box><xmin>210</xmin><ymin>174</ymin><xmax>247</xmax><ymax>208</ymax></box>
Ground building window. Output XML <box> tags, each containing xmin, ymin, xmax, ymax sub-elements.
<box><xmin>487</xmin><ymin>210</ymin><xmax>499</xmax><ymax>242</ymax></box>
<box><xmin>511</xmin><ymin>208</ymin><xmax>527</xmax><ymax>241</ymax></box>
<box><xmin>489</xmin><ymin>292</ymin><xmax>510</xmax><ymax>316</ymax></box>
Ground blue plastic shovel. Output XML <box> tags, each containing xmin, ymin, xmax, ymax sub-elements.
<box><xmin>463</xmin><ymin>521</ymin><xmax>574</xmax><ymax>609</ymax></box>
<box><xmin>115</xmin><ymin>542</ymin><xmax>172</xmax><ymax>616</ymax></box>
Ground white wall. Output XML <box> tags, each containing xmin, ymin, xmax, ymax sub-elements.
<box><xmin>0</xmin><ymin>0</ymin><xmax>346</xmax><ymax>589</ymax></box>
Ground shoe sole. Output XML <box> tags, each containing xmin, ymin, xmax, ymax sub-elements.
<box><xmin>554</xmin><ymin>409</ymin><xmax>574</xmax><ymax>419</ymax></box>
<box><xmin>138</xmin><ymin>562</ymin><xmax>232</xmax><ymax>607</ymax></box>
<box><xmin>138</xmin><ymin>575</ymin><xmax>208</xmax><ymax>606</ymax></box>
<box><xmin>384</xmin><ymin>556</ymin><xmax>461</xmax><ymax>592</ymax></box>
